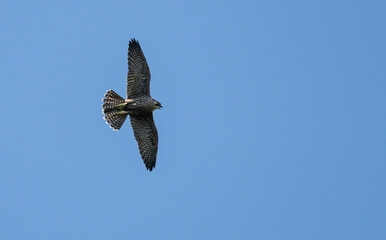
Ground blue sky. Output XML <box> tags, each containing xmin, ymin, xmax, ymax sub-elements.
<box><xmin>0</xmin><ymin>0</ymin><xmax>385</xmax><ymax>239</ymax></box>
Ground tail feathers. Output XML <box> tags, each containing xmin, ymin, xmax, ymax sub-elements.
<box><xmin>102</xmin><ymin>90</ymin><xmax>128</xmax><ymax>131</ymax></box>
<box><xmin>102</xmin><ymin>90</ymin><xmax>125</xmax><ymax>113</ymax></box>
<box><xmin>104</xmin><ymin>113</ymin><xmax>128</xmax><ymax>131</ymax></box>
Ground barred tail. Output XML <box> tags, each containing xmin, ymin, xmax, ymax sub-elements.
<box><xmin>102</xmin><ymin>90</ymin><xmax>128</xmax><ymax>131</ymax></box>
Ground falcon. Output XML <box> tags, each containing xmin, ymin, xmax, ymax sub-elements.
<box><xmin>102</xmin><ymin>39</ymin><xmax>162</xmax><ymax>171</ymax></box>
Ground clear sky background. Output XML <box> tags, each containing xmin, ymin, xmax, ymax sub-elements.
<box><xmin>0</xmin><ymin>0</ymin><xmax>385</xmax><ymax>239</ymax></box>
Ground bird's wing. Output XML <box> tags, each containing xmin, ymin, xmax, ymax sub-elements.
<box><xmin>130</xmin><ymin>113</ymin><xmax>158</xmax><ymax>171</ymax></box>
<box><xmin>127</xmin><ymin>39</ymin><xmax>151</xmax><ymax>98</ymax></box>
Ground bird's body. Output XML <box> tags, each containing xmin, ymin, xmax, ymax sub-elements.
<box><xmin>102</xmin><ymin>39</ymin><xmax>162</xmax><ymax>171</ymax></box>
<box><xmin>123</xmin><ymin>97</ymin><xmax>161</xmax><ymax>114</ymax></box>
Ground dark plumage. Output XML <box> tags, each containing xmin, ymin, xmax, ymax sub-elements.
<box><xmin>102</xmin><ymin>38</ymin><xmax>162</xmax><ymax>171</ymax></box>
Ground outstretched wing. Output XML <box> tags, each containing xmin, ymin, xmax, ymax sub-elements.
<box><xmin>130</xmin><ymin>113</ymin><xmax>158</xmax><ymax>171</ymax></box>
<box><xmin>127</xmin><ymin>39</ymin><xmax>151</xmax><ymax>98</ymax></box>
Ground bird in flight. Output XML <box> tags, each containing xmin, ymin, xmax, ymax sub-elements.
<box><xmin>102</xmin><ymin>39</ymin><xmax>162</xmax><ymax>171</ymax></box>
